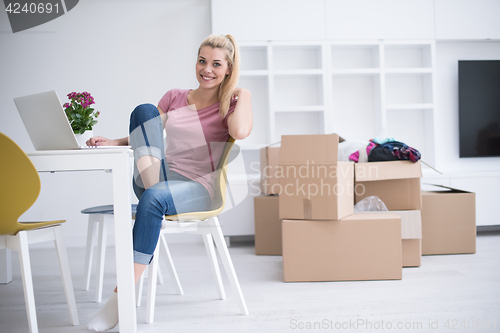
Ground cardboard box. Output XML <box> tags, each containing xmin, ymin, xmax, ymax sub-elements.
<box><xmin>358</xmin><ymin>210</ymin><xmax>422</xmax><ymax>267</ymax></box>
<box><xmin>254</xmin><ymin>195</ymin><xmax>281</xmax><ymax>255</ymax></box>
<box><xmin>278</xmin><ymin>134</ymin><xmax>354</xmax><ymax>221</ymax></box>
<box><xmin>282</xmin><ymin>213</ymin><xmax>402</xmax><ymax>282</ymax></box>
<box><xmin>395</xmin><ymin>210</ymin><xmax>422</xmax><ymax>239</ymax></box>
<box><xmin>421</xmin><ymin>186</ymin><xmax>476</xmax><ymax>255</ymax></box>
<box><xmin>355</xmin><ymin>161</ymin><xmax>422</xmax><ymax>210</ymax></box>
<box><xmin>356</xmin><ymin>210</ymin><xmax>421</xmax><ymax>238</ymax></box>
<box><xmin>402</xmin><ymin>239</ymin><xmax>422</xmax><ymax>267</ymax></box>
<box><xmin>397</xmin><ymin>210</ymin><xmax>422</xmax><ymax>267</ymax></box>
<box><xmin>260</xmin><ymin>145</ymin><xmax>281</xmax><ymax>195</ymax></box>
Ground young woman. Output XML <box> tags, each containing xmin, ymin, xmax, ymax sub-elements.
<box><xmin>86</xmin><ymin>34</ymin><xmax>252</xmax><ymax>332</ymax></box>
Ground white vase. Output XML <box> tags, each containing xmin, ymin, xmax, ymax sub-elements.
<box><xmin>75</xmin><ymin>130</ymin><xmax>93</xmax><ymax>147</ymax></box>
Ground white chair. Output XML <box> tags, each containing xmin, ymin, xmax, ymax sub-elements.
<box><xmin>81</xmin><ymin>205</ymin><xmax>183</xmax><ymax>303</ymax></box>
<box><xmin>143</xmin><ymin>137</ymin><xmax>249</xmax><ymax>323</ymax></box>
<box><xmin>0</xmin><ymin>132</ymin><xmax>79</xmax><ymax>333</ymax></box>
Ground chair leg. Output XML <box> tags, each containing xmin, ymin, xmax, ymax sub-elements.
<box><xmin>83</xmin><ymin>215</ymin><xmax>98</xmax><ymax>291</ymax></box>
<box><xmin>146</xmin><ymin>243</ymin><xmax>160</xmax><ymax>324</ymax></box>
<box><xmin>157</xmin><ymin>261</ymin><xmax>164</xmax><ymax>285</ymax></box>
<box><xmin>201</xmin><ymin>234</ymin><xmax>225</xmax><ymax>300</ymax></box>
<box><xmin>207</xmin><ymin>217</ymin><xmax>249</xmax><ymax>315</ymax></box>
<box><xmin>53</xmin><ymin>226</ymin><xmax>79</xmax><ymax>326</ymax></box>
<box><xmin>136</xmin><ymin>271</ymin><xmax>145</xmax><ymax>307</ymax></box>
<box><xmin>14</xmin><ymin>231</ymin><xmax>39</xmax><ymax>333</ymax></box>
<box><xmin>95</xmin><ymin>214</ymin><xmax>108</xmax><ymax>303</ymax></box>
<box><xmin>159</xmin><ymin>233</ymin><xmax>184</xmax><ymax>295</ymax></box>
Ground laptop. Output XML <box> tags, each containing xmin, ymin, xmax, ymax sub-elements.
<box><xmin>14</xmin><ymin>90</ymin><xmax>129</xmax><ymax>150</ymax></box>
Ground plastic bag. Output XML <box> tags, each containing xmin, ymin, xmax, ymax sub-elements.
<box><xmin>353</xmin><ymin>195</ymin><xmax>388</xmax><ymax>212</ymax></box>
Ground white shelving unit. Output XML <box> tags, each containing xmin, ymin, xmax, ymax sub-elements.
<box><xmin>238</xmin><ymin>40</ymin><xmax>437</xmax><ymax>166</ymax></box>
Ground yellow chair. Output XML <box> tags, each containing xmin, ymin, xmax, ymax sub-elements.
<box><xmin>143</xmin><ymin>136</ymin><xmax>249</xmax><ymax>323</ymax></box>
<box><xmin>0</xmin><ymin>132</ymin><xmax>79</xmax><ymax>333</ymax></box>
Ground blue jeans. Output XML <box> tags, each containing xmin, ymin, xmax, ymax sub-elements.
<box><xmin>129</xmin><ymin>104</ymin><xmax>212</xmax><ymax>265</ymax></box>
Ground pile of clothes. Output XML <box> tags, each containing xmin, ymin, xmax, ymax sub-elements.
<box><xmin>339</xmin><ymin>137</ymin><xmax>421</xmax><ymax>163</ymax></box>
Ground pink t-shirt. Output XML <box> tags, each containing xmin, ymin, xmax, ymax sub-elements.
<box><xmin>158</xmin><ymin>89</ymin><xmax>236</xmax><ymax>200</ymax></box>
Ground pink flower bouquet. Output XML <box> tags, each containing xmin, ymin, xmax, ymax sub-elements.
<box><xmin>63</xmin><ymin>91</ymin><xmax>100</xmax><ymax>134</ymax></box>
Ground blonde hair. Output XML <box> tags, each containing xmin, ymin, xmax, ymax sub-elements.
<box><xmin>198</xmin><ymin>34</ymin><xmax>240</xmax><ymax>119</ymax></box>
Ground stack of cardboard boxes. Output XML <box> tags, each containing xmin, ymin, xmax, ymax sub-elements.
<box><xmin>254</xmin><ymin>144</ymin><xmax>281</xmax><ymax>255</ymax></box>
<box><xmin>254</xmin><ymin>133</ymin><xmax>476</xmax><ymax>283</ymax></box>
<box><xmin>278</xmin><ymin>134</ymin><xmax>403</xmax><ymax>282</ymax></box>
<box><xmin>354</xmin><ymin>160</ymin><xmax>424</xmax><ymax>267</ymax></box>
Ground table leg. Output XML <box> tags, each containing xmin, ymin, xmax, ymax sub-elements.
<box><xmin>112</xmin><ymin>152</ymin><xmax>137</xmax><ymax>333</ymax></box>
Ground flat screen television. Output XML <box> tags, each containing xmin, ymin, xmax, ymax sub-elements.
<box><xmin>459</xmin><ymin>60</ymin><xmax>500</xmax><ymax>158</ymax></box>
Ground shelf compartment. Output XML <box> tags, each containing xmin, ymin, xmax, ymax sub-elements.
<box><xmin>386</xmin><ymin>103</ymin><xmax>434</xmax><ymax>110</ymax></box>
<box><xmin>274</xmin><ymin>75</ymin><xmax>323</xmax><ymax>107</ymax></box>
<box><xmin>240</xmin><ymin>46</ymin><xmax>267</xmax><ymax>71</ymax></box>
<box><xmin>237</xmin><ymin>76</ymin><xmax>270</xmax><ymax>146</ymax></box>
<box><xmin>331</xmin><ymin>75</ymin><xmax>379</xmax><ymax>141</ymax></box>
<box><xmin>331</xmin><ymin>68</ymin><xmax>380</xmax><ymax>75</ymax></box>
<box><xmin>240</xmin><ymin>70</ymin><xmax>269</xmax><ymax>76</ymax></box>
<box><xmin>385</xmin><ymin>73</ymin><xmax>433</xmax><ymax>105</ymax></box>
<box><xmin>273</xmin><ymin>45</ymin><xmax>322</xmax><ymax>70</ymax></box>
<box><xmin>331</xmin><ymin>45</ymin><xmax>380</xmax><ymax>69</ymax></box>
<box><xmin>273</xmin><ymin>69</ymin><xmax>324</xmax><ymax>75</ymax></box>
<box><xmin>385</xmin><ymin>68</ymin><xmax>432</xmax><ymax>74</ymax></box>
<box><xmin>384</xmin><ymin>44</ymin><xmax>432</xmax><ymax>68</ymax></box>
<box><xmin>275</xmin><ymin>105</ymin><xmax>324</xmax><ymax>112</ymax></box>
<box><xmin>275</xmin><ymin>111</ymin><xmax>324</xmax><ymax>140</ymax></box>
<box><xmin>386</xmin><ymin>108</ymin><xmax>433</xmax><ymax>162</ymax></box>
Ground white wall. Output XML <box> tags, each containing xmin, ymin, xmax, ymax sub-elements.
<box><xmin>435</xmin><ymin>42</ymin><xmax>500</xmax><ymax>173</ymax></box>
<box><xmin>0</xmin><ymin>0</ymin><xmax>212</xmax><ymax>247</ymax></box>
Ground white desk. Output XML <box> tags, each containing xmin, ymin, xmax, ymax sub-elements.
<box><xmin>27</xmin><ymin>148</ymin><xmax>137</xmax><ymax>333</ymax></box>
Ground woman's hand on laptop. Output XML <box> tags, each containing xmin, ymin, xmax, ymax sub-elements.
<box><xmin>86</xmin><ymin>136</ymin><xmax>116</xmax><ymax>147</ymax></box>
<box><xmin>86</xmin><ymin>136</ymin><xmax>130</xmax><ymax>147</ymax></box>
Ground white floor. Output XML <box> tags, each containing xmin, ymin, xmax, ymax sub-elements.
<box><xmin>1</xmin><ymin>232</ymin><xmax>499</xmax><ymax>333</ymax></box>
